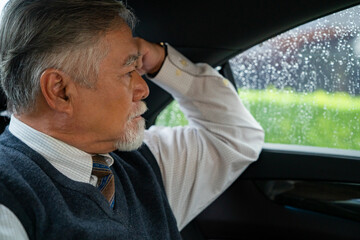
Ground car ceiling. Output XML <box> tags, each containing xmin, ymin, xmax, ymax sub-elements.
<box><xmin>127</xmin><ymin>0</ymin><xmax>360</xmax><ymax>66</ymax></box>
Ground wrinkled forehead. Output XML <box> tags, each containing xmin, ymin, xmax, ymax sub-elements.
<box><xmin>100</xmin><ymin>25</ymin><xmax>139</xmax><ymax>68</ymax></box>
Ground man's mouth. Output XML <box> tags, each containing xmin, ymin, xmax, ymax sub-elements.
<box><xmin>130</xmin><ymin>102</ymin><xmax>148</xmax><ymax>120</ymax></box>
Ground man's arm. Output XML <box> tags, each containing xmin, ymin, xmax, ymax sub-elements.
<box><xmin>0</xmin><ymin>205</ymin><xmax>29</xmax><ymax>240</ymax></box>
<box><xmin>137</xmin><ymin>40</ymin><xmax>265</xmax><ymax>229</ymax></box>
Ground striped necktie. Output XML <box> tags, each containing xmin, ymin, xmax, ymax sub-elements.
<box><xmin>91</xmin><ymin>155</ymin><xmax>115</xmax><ymax>208</ymax></box>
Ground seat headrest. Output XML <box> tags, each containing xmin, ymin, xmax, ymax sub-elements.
<box><xmin>0</xmin><ymin>90</ymin><xmax>9</xmax><ymax>133</ymax></box>
<box><xmin>0</xmin><ymin>89</ymin><xmax>6</xmax><ymax>112</ymax></box>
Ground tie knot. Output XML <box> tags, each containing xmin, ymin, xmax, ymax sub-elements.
<box><xmin>91</xmin><ymin>155</ymin><xmax>115</xmax><ymax>208</ymax></box>
<box><xmin>92</xmin><ymin>155</ymin><xmax>111</xmax><ymax>178</ymax></box>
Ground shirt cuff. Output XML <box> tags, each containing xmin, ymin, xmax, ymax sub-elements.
<box><xmin>146</xmin><ymin>44</ymin><xmax>196</xmax><ymax>97</ymax></box>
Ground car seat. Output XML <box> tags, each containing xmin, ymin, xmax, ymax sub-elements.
<box><xmin>0</xmin><ymin>90</ymin><xmax>9</xmax><ymax>133</ymax></box>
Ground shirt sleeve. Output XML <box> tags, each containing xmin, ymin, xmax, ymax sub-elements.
<box><xmin>0</xmin><ymin>204</ymin><xmax>29</xmax><ymax>240</ymax></box>
<box><xmin>143</xmin><ymin>44</ymin><xmax>265</xmax><ymax>230</ymax></box>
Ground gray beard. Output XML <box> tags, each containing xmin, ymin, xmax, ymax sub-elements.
<box><xmin>114</xmin><ymin>117</ymin><xmax>145</xmax><ymax>151</ymax></box>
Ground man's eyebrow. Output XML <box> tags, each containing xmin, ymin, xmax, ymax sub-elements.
<box><xmin>123</xmin><ymin>52</ymin><xmax>141</xmax><ymax>66</ymax></box>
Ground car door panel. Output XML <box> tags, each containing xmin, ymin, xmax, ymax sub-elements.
<box><xmin>181</xmin><ymin>145</ymin><xmax>360</xmax><ymax>239</ymax></box>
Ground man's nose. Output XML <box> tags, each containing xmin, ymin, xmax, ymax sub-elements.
<box><xmin>132</xmin><ymin>71</ymin><xmax>150</xmax><ymax>101</ymax></box>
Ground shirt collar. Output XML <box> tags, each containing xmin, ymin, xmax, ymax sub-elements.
<box><xmin>9</xmin><ymin>115</ymin><xmax>114</xmax><ymax>184</ymax></box>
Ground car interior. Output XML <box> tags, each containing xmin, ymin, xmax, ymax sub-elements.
<box><xmin>1</xmin><ymin>0</ymin><xmax>360</xmax><ymax>239</ymax></box>
<box><xmin>127</xmin><ymin>0</ymin><xmax>360</xmax><ymax>239</ymax></box>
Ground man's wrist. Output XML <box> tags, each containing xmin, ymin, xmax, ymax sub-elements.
<box><xmin>147</xmin><ymin>42</ymin><xmax>168</xmax><ymax>78</ymax></box>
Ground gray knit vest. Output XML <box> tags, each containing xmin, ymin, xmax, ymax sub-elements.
<box><xmin>0</xmin><ymin>128</ymin><xmax>181</xmax><ymax>239</ymax></box>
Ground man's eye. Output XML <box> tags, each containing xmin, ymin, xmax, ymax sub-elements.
<box><xmin>127</xmin><ymin>70</ymin><xmax>135</xmax><ymax>77</ymax></box>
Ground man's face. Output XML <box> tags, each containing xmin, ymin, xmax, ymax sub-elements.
<box><xmin>71</xmin><ymin>25</ymin><xmax>149</xmax><ymax>154</ymax></box>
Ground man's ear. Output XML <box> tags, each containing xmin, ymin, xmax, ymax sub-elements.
<box><xmin>40</xmin><ymin>68</ymin><xmax>73</xmax><ymax>114</ymax></box>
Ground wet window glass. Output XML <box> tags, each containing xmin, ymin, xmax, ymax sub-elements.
<box><xmin>158</xmin><ymin>6</ymin><xmax>360</xmax><ymax>151</ymax></box>
<box><xmin>229</xmin><ymin>5</ymin><xmax>360</xmax><ymax>150</ymax></box>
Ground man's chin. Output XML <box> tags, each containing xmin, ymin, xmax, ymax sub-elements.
<box><xmin>115</xmin><ymin>135</ymin><xmax>144</xmax><ymax>152</ymax></box>
<box><xmin>114</xmin><ymin>119</ymin><xmax>145</xmax><ymax>151</ymax></box>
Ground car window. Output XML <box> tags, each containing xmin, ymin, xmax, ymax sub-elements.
<box><xmin>156</xmin><ymin>5</ymin><xmax>360</xmax><ymax>151</ymax></box>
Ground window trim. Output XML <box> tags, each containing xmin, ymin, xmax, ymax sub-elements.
<box><xmin>263</xmin><ymin>143</ymin><xmax>360</xmax><ymax>159</ymax></box>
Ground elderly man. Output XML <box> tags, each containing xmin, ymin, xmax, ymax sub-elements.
<box><xmin>0</xmin><ymin>0</ymin><xmax>264</xmax><ymax>239</ymax></box>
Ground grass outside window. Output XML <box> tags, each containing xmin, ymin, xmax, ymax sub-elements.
<box><xmin>155</xmin><ymin>89</ymin><xmax>360</xmax><ymax>151</ymax></box>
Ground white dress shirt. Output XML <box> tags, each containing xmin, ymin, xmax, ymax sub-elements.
<box><xmin>0</xmin><ymin>45</ymin><xmax>264</xmax><ymax>239</ymax></box>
